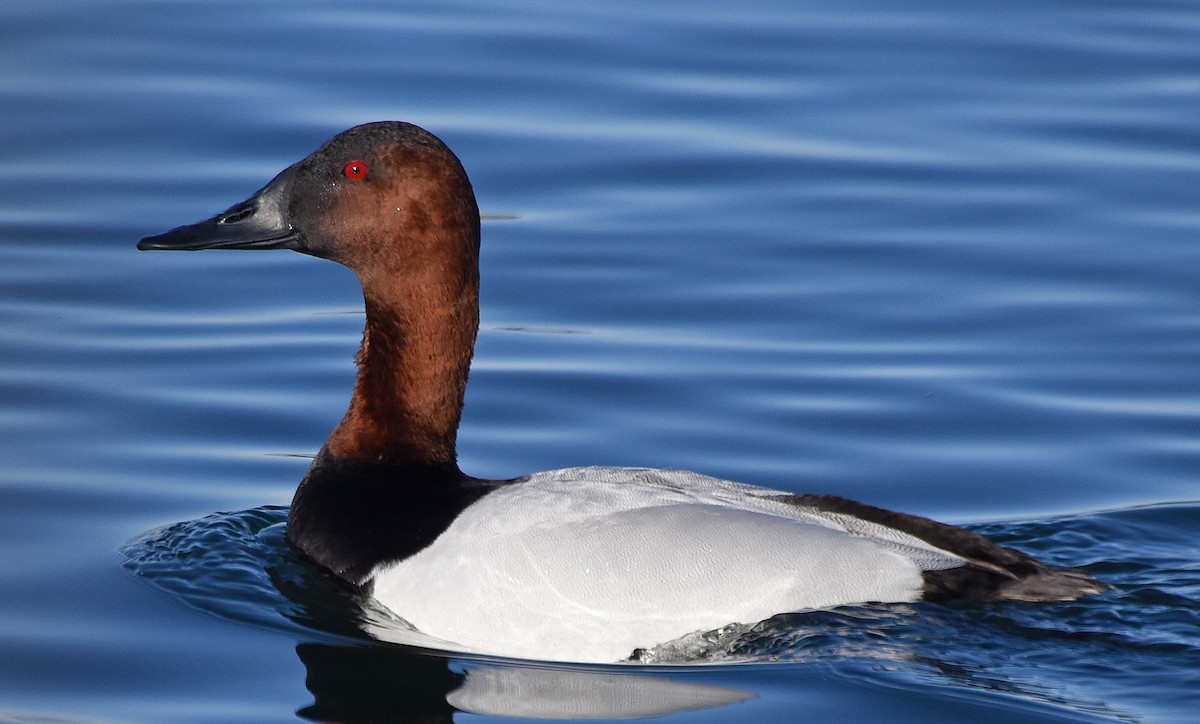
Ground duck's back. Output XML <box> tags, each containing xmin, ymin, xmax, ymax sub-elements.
<box><xmin>370</xmin><ymin>466</ymin><xmax>965</xmax><ymax>662</ymax></box>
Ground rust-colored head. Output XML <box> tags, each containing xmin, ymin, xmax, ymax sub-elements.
<box><xmin>287</xmin><ymin>122</ymin><xmax>480</xmax><ymax>291</ymax></box>
<box><xmin>139</xmin><ymin>122</ymin><xmax>483</xmax><ymax>466</ymax></box>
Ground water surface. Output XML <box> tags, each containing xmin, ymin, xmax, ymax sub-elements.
<box><xmin>1</xmin><ymin>0</ymin><xmax>1198</xmax><ymax>721</ymax></box>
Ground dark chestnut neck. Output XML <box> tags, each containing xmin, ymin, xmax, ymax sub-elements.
<box><xmin>325</xmin><ymin>259</ymin><xmax>479</xmax><ymax>467</ymax></box>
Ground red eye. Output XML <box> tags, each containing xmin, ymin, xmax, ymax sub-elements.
<box><xmin>343</xmin><ymin>160</ymin><xmax>368</xmax><ymax>180</ymax></box>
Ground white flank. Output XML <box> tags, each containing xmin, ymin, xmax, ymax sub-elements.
<box><xmin>371</xmin><ymin>467</ymin><xmax>963</xmax><ymax>662</ymax></box>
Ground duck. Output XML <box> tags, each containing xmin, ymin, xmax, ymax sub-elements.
<box><xmin>138</xmin><ymin>121</ymin><xmax>1107</xmax><ymax>663</ymax></box>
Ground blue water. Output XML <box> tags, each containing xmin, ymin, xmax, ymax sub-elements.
<box><xmin>2</xmin><ymin>0</ymin><xmax>1198</xmax><ymax>721</ymax></box>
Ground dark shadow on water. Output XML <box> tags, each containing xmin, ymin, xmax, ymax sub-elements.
<box><xmin>295</xmin><ymin>643</ymin><xmax>460</xmax><ymax>723</ymax></box>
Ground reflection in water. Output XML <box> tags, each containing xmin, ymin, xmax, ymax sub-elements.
<box><xmin>446</xmin><ymin>666</ymin><xmax>753</xmax><ymax>719</ymax></box>
<box><xmin>296</xmin><ymin>643</ymin><xmax>752</xmax><ymax>721</ymax></box>
<box><xmin>296</xmin><ymin>643</ymin><xmax>458</xmax><ymax>723</ymax></box>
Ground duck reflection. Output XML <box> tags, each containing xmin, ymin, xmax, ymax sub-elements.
<box><xmin>295</xmin><ymin>642</ymin><xmax>753</xmax><ymax>722</ymax></box>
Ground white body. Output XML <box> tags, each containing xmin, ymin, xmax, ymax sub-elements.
<box><xmin>372</xmin><ymin>467</ymin><xmax>963</xmax><ymax>662</ymax></box>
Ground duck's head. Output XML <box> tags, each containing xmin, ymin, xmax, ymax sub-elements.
<box><xmin>140</xmin><ymin>122</ymin><xmax>483</xmax><ymax>467</ymax></box>
<box><xmin>138</xmin><ymin>121</ymin><xmax>480</xmax><ymax>290</ymax></box>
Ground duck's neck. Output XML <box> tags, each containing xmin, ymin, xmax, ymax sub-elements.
<box><xmin>326</xmin><ymin>274</ymin><xmax>478</xmax><ymax>467</ymax></box>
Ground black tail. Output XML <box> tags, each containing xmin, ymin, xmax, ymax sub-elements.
<box><xmin>781</xmin><ymin>493</ymin><xmax>1108</xmax><ymax>603</ymax></box>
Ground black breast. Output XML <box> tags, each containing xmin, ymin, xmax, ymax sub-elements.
<box><xmin>285</xmin><ymin>446</ymin><xmax>506</xmax><ymax>590</ymax></box>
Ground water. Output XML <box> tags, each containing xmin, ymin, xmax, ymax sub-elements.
<box><xmin>1</xmin><ymin>0</ymin><xmax>1198</xmax><ymax>721</ymax></box>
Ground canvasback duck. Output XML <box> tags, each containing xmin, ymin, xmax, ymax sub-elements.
<box><xmin>139</xmin><ymin>121</ymin><xmax>1106</xmax><ymax>663</ymax></box>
